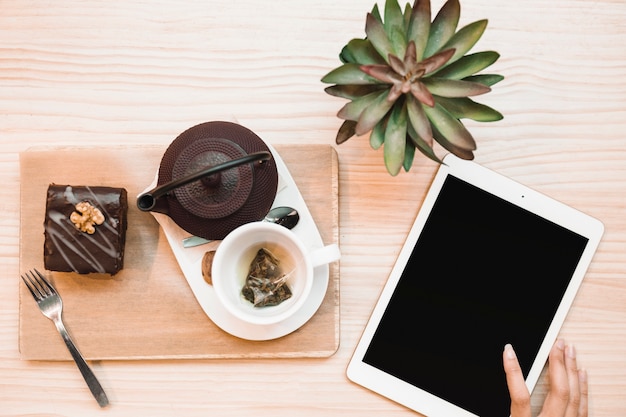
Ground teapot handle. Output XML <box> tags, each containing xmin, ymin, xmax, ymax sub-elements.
<box><xmin>137</xmin><ymin>151</ymin><xmax>271</xmax><ymax>212</ymax></box>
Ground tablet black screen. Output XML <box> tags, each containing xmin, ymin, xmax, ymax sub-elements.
<box><xmin>362</xmin><ymin>175</ymin><xmax>588</xmax><ymax>417</ymax></box>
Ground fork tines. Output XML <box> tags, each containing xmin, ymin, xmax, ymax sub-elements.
<box><xmin>21</xmin><ymin>268</ymin><xmax>56</xmax><ymax>301</ymax></box>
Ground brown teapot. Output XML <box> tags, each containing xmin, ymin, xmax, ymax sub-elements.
<box><xmin>137</xmin><ymin>121</ymin><xmax>278</xmax><ymax>240</ymax></box>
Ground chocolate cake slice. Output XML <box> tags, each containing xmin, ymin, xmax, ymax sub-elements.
<box><xmin>44</xmin><ymin>184</ymin><xmax>128</xmax><ymax>275</ymax></box>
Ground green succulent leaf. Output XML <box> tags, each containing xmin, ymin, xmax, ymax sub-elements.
<box><xmin>370</xmin><ymin>114</ymin><xmax>388</xmax><ymax>149</ymax></box>
<box><xmin>433</xmin><ymin>51</ymin><xmax>500</xmax><ymax>80</ymax></box>
<box><xmin>407</xmin><ymin>95</ymin><xmax>434</xmax><ymax>146</ymax></box>
<box><xmin>435</xmin><ymin>96</ymin><xmax>503</xmax><ymax>121</ymax></box>
<box><xmin>432</xmin><ymin>124</ymin><xmax>475</xmax><ymax>160</ymax></box>
<box><xmin>384</xmin><ymin>0</ymin><xmax>407</xmax><ymax>57</ymax></box>
<box><xmin>424</xmin><ymin>102</ymin><xmax>476</xmax><ymax>151</ymax></box>
<box><xmin>321</xmin><ymin>63</ymin><xmax>380</xmax><ymax>85</ymax></box>
<box><xmin>419</xmin><ymin>48</ymin><xmax>456</xmax><ymax>75</ymax></box>
<box><xmin>421</xmin><ymin>77</ymin><xmax>491</xmax><ymax>97</ymax></box>
<box><xmin>383</xmin><ymin>102</ymin><xmax>408</xmax><ymax>176</ymax></box>
<box><xmin>383</xmin><ymin>0</ymin><xmax>404</xmax><ymax>34</ymax></box>
<box><xmin>335</xmin><ymin>120</ymin><xmax>357</xmax><ymax>144</ymax></box>
<box><xmin>407</xmin><ymin>122</ymin><xmax>442</xmax><ymax>164</ymax></box>
<box><xmin>360</xmin><ymin>63</ymin><xmax>401</xmax><ymax>84</ymax></box>
<box><xmin>424</xmin><ymin>0</ymin><xmax>460</xmax><ymax>58</ymax></box>
<box><xmin>439</xmin><ymin>20</ymin><xmax>488</xmax><ymax>66</ymax></box>
<box><xmin>410</xmin><ymin>80</ymin><xmax>435</xmax><ymax>107</ymax></box>
<box><xmin>462</xmin><ymin>74</ymin><xmax>504</xmax><ymax>87</ymax></box>
<box><xmin>366</xmin><ymin>13</ymin><xmax>395</xmax><ymax>65</ymax></box>
<box><xmin>324</xmin><ymin>84</ymin><xmax>388</xmax><ymax>100</ymax></box>
<box><xmin>371</xmin><ymin>3</ymin><xmax>382</xmax><ymax>23</ymax></box>
<box><xmin>388</xmin><ymin>53</ymin><xmax>407</xmax><ymax>76</ymax></box>
<box><xmin>337</xmin><ymin>89</ymin><xmax>387</xmax><ymax>121</ymax></box>
<box><xmin>356</xmin><ymin>90</ymin><xmax>395</xmax><ymax>135</ymax></box>
<box><xmin>340</xmin><ymin>39</ymin><xmax>387</xmax><ymax>65</ymax></box>
<box><xmin>403</xmin><ymin>139</ymin><xmax>416</xmax><ymax>172</ymax></box>
<box><xmin>407</xmin><ymin>0</ymin><xmax>431</xmax><ymax>60</ymax></box>
<box><xmin>339</xmin><ymin>47</ymin><xmax>354</xmax><ymax>64</ymax></box>
<box><xmin>403</xmin><ymin>3</ymin><xmax>412</xmax><ymax>33</ymax></box>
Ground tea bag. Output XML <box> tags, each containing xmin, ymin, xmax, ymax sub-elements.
<box><xmin>242</xmin><ymin>248</ymin><xmax>292</xmax><ymax>307</ymax></box>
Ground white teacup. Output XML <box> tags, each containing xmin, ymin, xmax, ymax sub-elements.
<box><xmin>211</xmin><ymin>221</ymin><xmax>340</xmax><ymax>326</ymax></box>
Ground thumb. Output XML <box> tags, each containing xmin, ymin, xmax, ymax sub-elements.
<box><xmin>503</xmin><ymin>344</ymin><xmax>532</xmax><ymax>417</ymax></box>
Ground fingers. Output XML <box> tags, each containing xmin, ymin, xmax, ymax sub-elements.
<box><xmin>503</xmin><ymin>344</ymin><xmax>532</xmax><ymax>417</ymax></box>
<box><xmin>541</xmin><ymin>339</ymin><xmax>571</xmax><ymax>416</ymax></box>
<box><xmin>564</xmin><ymin>345</ymin><xmax>581</xmax><ymax>417</ymax></box>
<box><xmin>578</xmin><ymin>369</ymin><xmax>589</xmax><ymax>417</ymax></box>
<box><xmin>504</xmin><ymin>340</ymin><xmax>589</xmax><ymax>417</ymax></box>
<box><xmin>541</xmin><ymin>340</ymin><xmax>589</xmax><ymax>417</ymax></box>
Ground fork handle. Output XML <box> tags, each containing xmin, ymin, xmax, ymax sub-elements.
<box><xmin>54</xmin><ymin>319</ymin><xmax>109</xmax><ymax>407</ymax></box>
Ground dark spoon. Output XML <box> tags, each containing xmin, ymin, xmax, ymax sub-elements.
<box><xmin>181</xmin><ymin>206</ymin><xmax>300</xmax><ymax>248</ymax></box>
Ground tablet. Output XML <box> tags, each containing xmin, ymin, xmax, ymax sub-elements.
<box><xmin>347</xmin><ymin>154</ymin><xmax>604</xmax><ymax>417</ymax></box>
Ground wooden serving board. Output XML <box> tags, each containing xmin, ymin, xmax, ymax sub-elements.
<box><xmin>19</xmin><ymin>144</ymin><xmax>339</xmax><ymax>360</ymax></box>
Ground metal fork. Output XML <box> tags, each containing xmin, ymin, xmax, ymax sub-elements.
<box><xmin>21</xmin><ymin>269</ymin><xmax>109</xmax><ymax>407</ymax></box>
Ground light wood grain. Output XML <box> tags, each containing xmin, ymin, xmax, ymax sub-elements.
<box><xmin>1</xmin><ymin>0</ymin><xmax>625</xmax><ymax>416</ymax></box>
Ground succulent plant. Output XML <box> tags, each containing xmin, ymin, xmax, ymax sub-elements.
<box><xmin>322</xmin><ymin>0</ymin><xmax>503</xmax><ymax>175</ymax></box>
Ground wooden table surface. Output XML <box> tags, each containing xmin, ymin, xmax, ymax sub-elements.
<box><xmin>1</xmin><ymin>1</ymin><xmax>624</xmax><ymax>416</ymax></box>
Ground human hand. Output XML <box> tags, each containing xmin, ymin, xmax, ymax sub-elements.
<box><xmin>503</xmin><ymin>339</ymin><xmax>588</xmax><ymax>417</ymax></box>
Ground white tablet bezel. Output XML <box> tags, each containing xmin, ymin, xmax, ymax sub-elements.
<box><xmin>347</xmin><ymin>154</ymin><xmax>604</xmax><ymax>417</ymax></box>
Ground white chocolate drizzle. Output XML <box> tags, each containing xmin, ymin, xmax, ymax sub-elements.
<box><xmin>46</xmin><ymin>186</ymin><xmax>122</xmax><ymax>273</ymax></box>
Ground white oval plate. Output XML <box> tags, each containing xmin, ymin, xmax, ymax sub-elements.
<box><xmin>141</xmin><ymin>144</ymin><xmax>330</xmax><ymax>340</ymax></box>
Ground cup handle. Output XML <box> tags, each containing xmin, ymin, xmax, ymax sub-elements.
<box><xmin>310</xmin><ymin>243</ymin><xmax>341</xmax><ymax>268</ymax></box>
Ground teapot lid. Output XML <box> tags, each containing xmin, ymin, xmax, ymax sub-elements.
<box><xmin>156</xmin><ymin>121</ymin><xmax>278</xmax><ymax>240</ymax></box>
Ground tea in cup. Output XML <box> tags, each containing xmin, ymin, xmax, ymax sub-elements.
<box><xmin>211</xmin><ymin>221</ymin><xmax>340</xmax><ymax>326</ymax></box>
